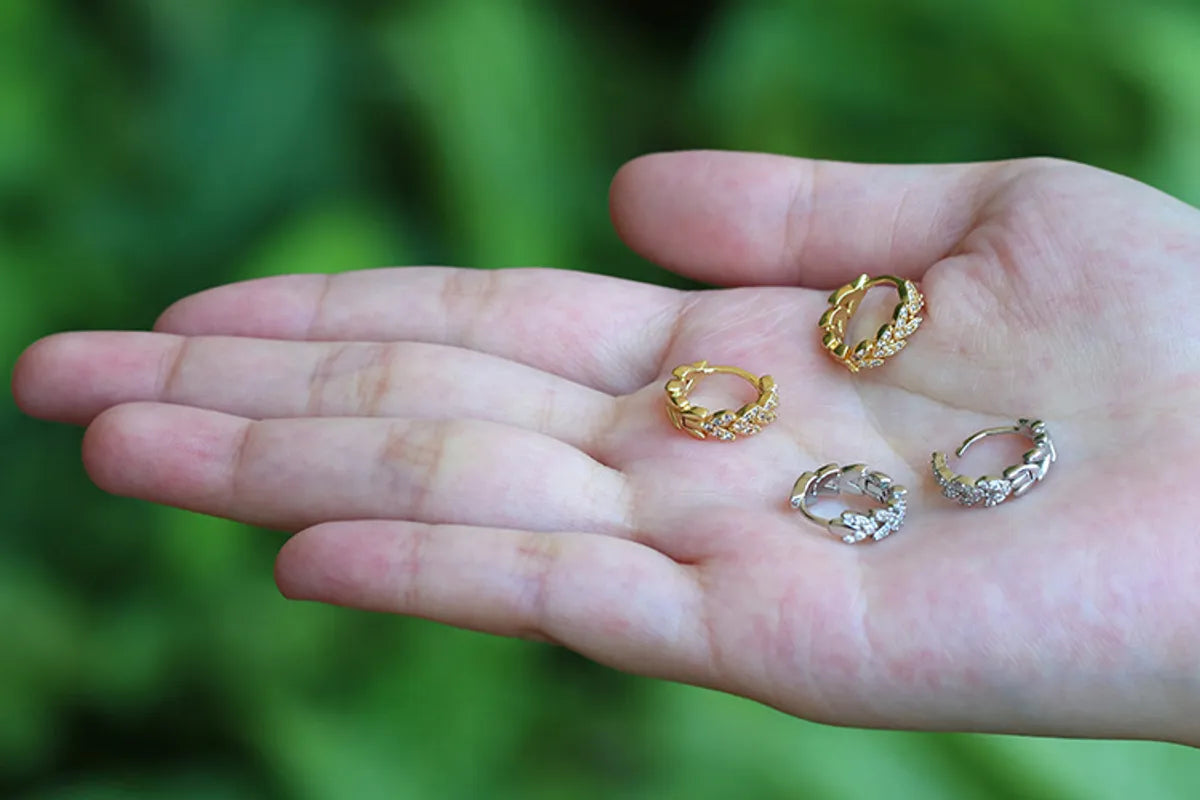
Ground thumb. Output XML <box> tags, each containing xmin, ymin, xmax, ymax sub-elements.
<box><xmin>609</xmin><ymin>150</ymin><xmax>1001</xmax><ymax>289</ymax></box>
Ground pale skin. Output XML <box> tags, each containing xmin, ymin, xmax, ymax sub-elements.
<box><xmin>13</xmin><ymin>151</ymin><xmax>1200</xmax><ymax>745</ymax></box>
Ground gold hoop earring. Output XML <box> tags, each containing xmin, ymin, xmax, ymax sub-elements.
<box><xmin>818</xmin><ymin>274</ymin><xmax>924</xmax><ymax>372</ymax></box>
<box><xmin>664</xmin><ymin>361</ymin><xmax>778</xmax><ymax>441</ymax></box>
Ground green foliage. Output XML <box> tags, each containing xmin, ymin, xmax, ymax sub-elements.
<box><xmin>3</xmin><ymin>0</ymin><xmax>1199</xmax><ymax>796</ymax></box>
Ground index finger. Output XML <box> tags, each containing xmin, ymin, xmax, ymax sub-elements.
<box><xmin>155</xmin><ymin>267</ymin><xmax>685</xmax><ymax>395</ymax></box>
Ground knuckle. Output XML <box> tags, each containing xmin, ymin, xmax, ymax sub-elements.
<box><xmin>513</xmin><ymin>532</ymin><xmax>562</xmax><ymax>630</ymax></box>
<box><xmin>439</xmin><ymin>268</ymin><xmax>500</xmax><ymax>345</ymax></box>
<box><xmin>159</xmin><ymin>336</ymin><xmax>192</xmax><ymax>400</ymax></box>
<box><xmin>357</xmin><ymin>342</ymin><xmax>396</xmax><ymax>416</ymax></box>
<box><xmin>308</xmin><ymin>342</ymin><xmax>397</xmax><ymax>416</ymax></box>
<box><xmin>380</xmin><ymin>420</ymin><xmax>458</xmax><ymax>518</ymax></box>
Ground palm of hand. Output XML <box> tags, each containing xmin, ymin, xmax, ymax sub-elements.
<box><xmin>14</xmin><ymin>153</ymin><xmax>1200</xmax><ymax>743</ymax></box>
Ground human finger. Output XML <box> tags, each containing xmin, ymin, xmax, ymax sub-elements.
<box><xmin>275</xmin><ymin>520</ymin><xmax>711</xmax><ymax>682</ymax></box>
<box><xmin>15</xmin><ymin>332</ymin><xmax>615</xmax><ymax>453</ymax></box>
<box><xmin>81</xmin><ymin>402</ymin><xmax>634</xmax><ymax>536</ymax></box>
<box><xmin>609</xmin><ymin>150</ymin><xmax>1006</xmax><ymax>287</ymax></box>
<box><xmin>153</xmin><ymin>267</ymin><xmax>685</xmax><ymax>394</ymax></box>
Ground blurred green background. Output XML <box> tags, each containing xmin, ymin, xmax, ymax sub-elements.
<box><xmin>4</xmin><ymin>0</ymin><xmax>1200</xmax><ymax>797</ymax></box>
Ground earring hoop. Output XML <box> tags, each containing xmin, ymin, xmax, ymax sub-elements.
<box><xmin>931</xmin><ymin>418</ymin><xmax>1056</xmax><ymax>507</ymax></box>
<box><xmin>818</xmin><ymin>274</ymin><xmax>924</xmax><ymax>372</ymax></box>
<box><xmin>664</xmin><ymin>361</ymin><xmax>778</xmax><ymax>441</ymax></box>
<box><xmin>789</xmin><ymin>463</ymin><xmax>908</xmax><ymax>543</ymax></box>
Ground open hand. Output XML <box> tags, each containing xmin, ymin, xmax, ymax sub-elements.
<box><xmin>14</xmin><ymin>151</ymin><xmax>1200</xmax><ymax>744</ymax></box>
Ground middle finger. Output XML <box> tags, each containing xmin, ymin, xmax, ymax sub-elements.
<box><xmin>21</xmin><ymin>332</ymin><xmax>618</xmax><ymax>454</ymax></box>
<box><xmin>82</xmin><ymin>402</ymin><xmax>637</xmax><ymax>536</ymax></box>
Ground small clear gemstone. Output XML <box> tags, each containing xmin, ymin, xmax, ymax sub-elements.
<box><xmin>841</xmin><ymin>511</ymin><xmax>877</xmax><ymax>535</ymax></box>
<box><xmin>731</xmin><ymin>419</ymin><xmax>761</xmax><ymax>436</ymax></box>
<box><xmin>979</xmin><ymin>478</ymin><xmax>1011</xmax><ymax>507</ymax></box>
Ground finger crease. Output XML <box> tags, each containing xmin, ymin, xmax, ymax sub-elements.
<box><xmin>228</xmin><ymin>421</ymin><xmax>257</xmax><ymax>512</ymax></box>
<box><xmin>886</xmin><ymin>185</ymin><xmax>914</xmax><ymax>264</ymax></box>
<box><xmin>516</xmin><ymin>533</ymin><xmax>560</xmax><ymax>637</ymax></box>
<box><xmin>652</xmin><ymin>292</ymin><xmax>703</xmax><ymax>381</ymax></box>
<box><xmin>693</xmin><ymin>566</ymin><xmax>728</xmax><ymax>683</ymax></box>
<box><xmin>780</xmin><ymin>162</ymin><xmax>820</xmax><ymax>279</ymax></box>
<box><xmin>307</xmin><ymin>343</ymin><xmax>352</xmax><ymax>416</ymax></box>
<box><xmin>534</xmin><ymin>383</ymin><xmax>559</xmax><ymax>439</ymax></box>
<box><xmin>442</xmin><ymin>268</ymin><xmax>500</xmax><ymax>350</ymax></box>
<box><xmin>362</xmin><ymin>342</ymin><xmax>396</xmax><ymax>416</ymax></box>
<box><xmin>383</xmin><ymin>421</ymin><xmax>451</xmax><ymax>521</ymax></box>
<box><xmin>582</xmin><ymin>396</ymin><xmax>626</xmax><ymax>468</ymax></box>
<box><xmin>400</xmin><ymin>524</ymin><xmax>431</xmax><ymax>612</ymax></box>
<box><xmin>305</xmin><ymin>273</ymin><xmax>336</xmax><ymax>340</ymax></box>
<box><xmin>158</xmin><ymin>336</ymin><xmax>193</xmax><ymax>402</ymax></box>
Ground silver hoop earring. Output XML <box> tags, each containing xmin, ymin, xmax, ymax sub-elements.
<box><xmin>790</xmin><ymin>463</ymin><xmax>908</xmax><ymax>544</ymax></box>
<box><xmin>931</xmin><ymin>418</ymin><xmax>1055</xmax><ymax>507</ymax></box>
